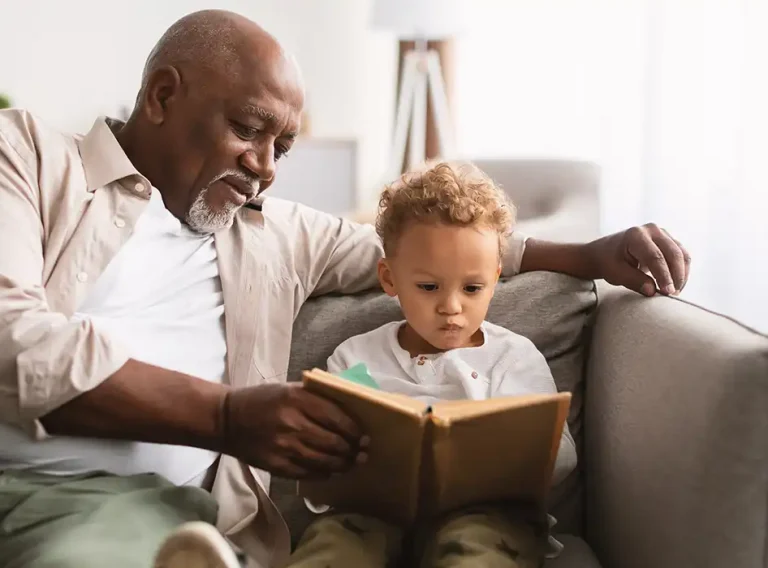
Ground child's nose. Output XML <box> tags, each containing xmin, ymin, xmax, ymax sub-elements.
<box><xmin>438</xmin><ymin>293</ymin><xmax>462</xmax><ymax>315</ymax></box>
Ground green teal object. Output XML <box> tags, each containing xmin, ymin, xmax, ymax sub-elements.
<box><xmin>337</xmin><ymin>363</ymin><xmax>379</xmax><ymax>390</ymax></box>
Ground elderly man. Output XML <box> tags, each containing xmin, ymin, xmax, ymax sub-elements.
<box><xmin>0</xmin><ymin>9</ymin><xmax>690</xmax><ymax>568</ymax></box>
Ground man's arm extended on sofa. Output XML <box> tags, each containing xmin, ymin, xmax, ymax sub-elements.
<box><xmin>585</xmin><ymin>286</ymin><xmax>768</xmax><ymax>568</ymax></box>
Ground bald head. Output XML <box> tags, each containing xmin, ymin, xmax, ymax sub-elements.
<box><xmin>141</xmin><ymin>10</ymin><xmax>302</xmax><ymax>93</ymax></box>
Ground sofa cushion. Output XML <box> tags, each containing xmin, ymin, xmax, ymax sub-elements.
<box><xmin>273</xmin><ymin>271</ymin><xmax>597</xmax><ymax>546</ymax></box>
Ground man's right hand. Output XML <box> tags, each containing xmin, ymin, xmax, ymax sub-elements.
<box><xmin>223</xmin><ymin>383</ymin><xmax>368</xmax><ymax>479</ymax></box>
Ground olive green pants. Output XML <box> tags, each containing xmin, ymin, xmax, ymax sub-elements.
<box><xmin>0</xmin><ymin>470</ymin><xmax>219</xmax><ymax>568</ymax></box>
<box><xmin>285</xmin><ymin>508</ymin><xmax>546</xmax><ymax>568</ymax></box>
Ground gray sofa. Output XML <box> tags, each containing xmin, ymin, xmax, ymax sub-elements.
<box><xmin>272</xmin><ymin>271</ymin><xmax>768</xmax><ymax>568</ymax></box>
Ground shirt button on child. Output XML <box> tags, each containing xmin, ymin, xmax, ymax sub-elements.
<box><xmin>471</xmin><ymin>371</ymin><xmax>478</xmax><ymax>379</ymax></box>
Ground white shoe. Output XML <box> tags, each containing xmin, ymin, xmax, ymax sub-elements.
<box><xmin>153</xmin><ymin>522</ymin><xmax>242</xmax><ymax>568</ymax></box>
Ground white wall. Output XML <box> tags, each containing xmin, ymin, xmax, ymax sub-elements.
<box><xmin>0</xmin><ymin>0</ymin><xmax>396</xmax><ymax>203</ymax></box>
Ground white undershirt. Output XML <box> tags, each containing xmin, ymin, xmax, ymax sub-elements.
<box><xmin>0</xmin><ymin>189</ymin><xmax>226</xmax><ymax>486</ymax></box>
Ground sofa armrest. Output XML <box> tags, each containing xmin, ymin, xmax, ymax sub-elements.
<box><xmin>585</xmin><ymin>286</ymin><xmax>768</xmax><ymax>568</ymax></box>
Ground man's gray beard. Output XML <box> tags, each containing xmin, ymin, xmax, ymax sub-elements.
<box><xmin>185</xmin><ymin>187</ymin><xmax>239</xmax><ymax>234</ymax></box>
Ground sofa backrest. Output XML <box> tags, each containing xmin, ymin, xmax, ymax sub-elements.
<box><xmin>473</xmin><ymin>159</ymin><xmax>602</xmax><ymax>242</ymax></box>
<box><xmin>273</xmin><ymin>271</ymin><xmax>597</xmax><ymax>542</ymax></box>
<box><xmin>472</xmin><ymin>159</ymin><xmax>599</xmax><ymax>224</ymax></box>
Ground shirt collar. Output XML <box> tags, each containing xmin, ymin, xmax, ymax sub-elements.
<box><xmin>77</xmin><ymin>116</ymin><xmax>145</xmax><ymax>192</ymax></box>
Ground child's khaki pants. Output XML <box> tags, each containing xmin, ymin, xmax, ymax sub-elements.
<box><xmin>284</xmin><ymin>507</ymin><xmax>547</xmax><ymax>568</ymax></box>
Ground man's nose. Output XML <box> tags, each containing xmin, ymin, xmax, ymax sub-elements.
<box><xmin>240</xmin><ymin>146</ymin><xmax>276</xmax><ymax>187</ymax></box>
<box><xmin>438</xmin><ymin>293</ymin><xmax>462</xmax><ymax>315</ymax></box>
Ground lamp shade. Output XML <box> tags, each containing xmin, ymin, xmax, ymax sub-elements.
<box><xmin>370</xmin><ymin>0</ymin><xmax>467</xmax><ymax>40</ymax></box>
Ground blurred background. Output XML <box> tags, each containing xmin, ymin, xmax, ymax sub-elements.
<box><xmin>1</xmin><ymin>0</ymin><xmax>767</xmax><ymax>330</ymax></box>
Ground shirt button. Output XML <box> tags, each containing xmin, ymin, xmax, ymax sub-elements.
<box><xmin>113</xmin><ymin>217</ymin><xmax>126</xmax><ymax>228</ymax></box>
<box><xmin>134</xmin><ymin>182</ymin><xmax>146</xmax><ymax>193</ymax></box>
<box><xmin>471</xmin><ymin>371</ymin><xmax>479</xmax><ymax>379</ymax></box>
<box><xmin>417</xmin><ymin>360</ymin><xmax>425</xmax><ymax>366</ymax></box>
<box><xmin>76</xmin><ymin>272</ymin><xmax>88</xmax><ymax>283</ymax></box>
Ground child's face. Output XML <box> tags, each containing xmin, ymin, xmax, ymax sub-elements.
<box><xmin>378</xmin><ymin>222</ymin><xmax>501</xmax><ymax>353</ymax></box>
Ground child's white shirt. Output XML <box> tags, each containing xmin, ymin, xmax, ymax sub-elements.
<box><xmin>327</xmin><ymin>320</ymin><xmax>577</xmax><ymax>485</ymax></box>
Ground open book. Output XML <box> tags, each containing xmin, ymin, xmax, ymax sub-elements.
<box><xmin>299</xmin><ymin>367</ymin><xmax>571</xmax><ymax>525</ymax></box>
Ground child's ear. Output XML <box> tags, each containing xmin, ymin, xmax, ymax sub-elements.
<box><xmin>377</xmin><ymin>258</ymin><xmax>397</xmax><ymax>297</ymax></box>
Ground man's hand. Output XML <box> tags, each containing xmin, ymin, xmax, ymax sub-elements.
<box><xmin>223</xmin><ymin>383</ymin><xmax>368</xmax><ymax>479</ymax></box>
<box><xmin>585</xmin><ymin>223</ymin><xmax>691</xmax><ymax>296</ymax></box>
<box><xmin>521</xmin><ymin>223</ymin><xmax>691</xmax><ymax>297</ymax></box>
<box><xmin>40</xmin><ymin>360</ymin><xmax>366</xmax><ymax>480</ymax></box>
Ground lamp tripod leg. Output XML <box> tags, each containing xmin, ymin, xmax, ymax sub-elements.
<box><xmin>388</xmin><ymin>52</ymin><xmax>420</xmax><ymax>182</ymax></box>
<box><xmin>425</xmin><ymin>51</ymin><xmax>455</xmax><ymax>160</ymax></box>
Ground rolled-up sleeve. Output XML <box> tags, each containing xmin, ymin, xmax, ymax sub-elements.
<box><xmin>293</xmin><ymin>205</ymin><xmax>383</xmax><ymax>297</ymax></box>
<box><xmin>502</xmin><ymin>231</ymin><xmax>527</xmax><ymax>277</ymax></box>
<box><xmin>0</xmin><ymin>133</ymin><xmax>129</xmax><ymax>439</ymax></box>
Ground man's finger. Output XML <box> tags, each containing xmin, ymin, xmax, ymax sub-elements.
<box><xmin>629</xmin><ymin>238</ymin><xmax>673</xmax><ymax>295</ymax></box>
<box><xmin>297</xmin><ymin>389</ymin><xmax>363</xmax><ymax>443</ymax></box>
<box><xmin>295</xmin><ymin>414</ymin><xmax>357</xmax><ymax>458</ymax></box>
<box><xmin>653</xmin><ymin>230</ymin><xmax>686</xmax><ymax>294</ymax></box>
<box><xmin>663</xmin><ymin>229</ymin><xmax>692</xmax><ymax>291</ymax></box>
<box><xmin>616</xmin><ymin>264</ymin><xmax>657</xmax><ymax>297</ymax></box>
<box><xmin>276</xmin><ymin>426</ymin><xmax>367</xmax><ymax>477</ymax></box>
<box><xmin>285</xmin><ymin>432</ymin><xmax>359</xmax><ymax>475</ymax></box>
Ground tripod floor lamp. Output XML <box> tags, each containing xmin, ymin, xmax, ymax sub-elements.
<box><xmin>371</xmin><ymin>0</ymin><xmax>466</xmax><ymax>181</ymax></box>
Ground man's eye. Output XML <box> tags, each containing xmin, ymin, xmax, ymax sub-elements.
<box><xmin>417</xmin><ymin>283</ymin><xmax>438</xmax><ymax>292</ymax></box>
<box><xmin>232</xmin><ymin>122</ymin><xmax>260</xmax><ymax>140</ymax></box>
<box><xmin>275</xmin><ymin>145</ymin><xmax>290</xmax><ymax>161</ymax></box>
<box><xmin>464</xmin><ymin>285</ymin><xmax>483</xmax><ymax>293</ymax></box>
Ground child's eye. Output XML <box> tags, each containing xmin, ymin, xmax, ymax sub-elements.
<box><xmin>417</xmin><ymin>283</ymin><xmax>438</xmax><ymax>292</ymax></box>
<box><xmin>464</xmin><ymin>285</ymin><xmax>483</xmax><ymax>294</ymax></box>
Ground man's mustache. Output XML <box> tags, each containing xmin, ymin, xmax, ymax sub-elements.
<box><xmin>212</xmin><ymin>170</ymin><xmax>261</xmax><ymax>196</ymax></box>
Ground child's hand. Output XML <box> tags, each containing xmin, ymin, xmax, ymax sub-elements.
<box><xmin>223</xmin><ymin>383</ymin><xmax>369</xmax><ymax>478</ymax></box>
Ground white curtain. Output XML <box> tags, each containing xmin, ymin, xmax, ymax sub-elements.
<box><xmin>455</xmin><ymin>0</ymin><xmax>768</xmax><ymax>331</ymax></box>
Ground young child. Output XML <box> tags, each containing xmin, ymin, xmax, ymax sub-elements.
<box><xmin>286</xmin><ymin>161</ymin><xmax>577</xmax><ymax>568</ymax></box>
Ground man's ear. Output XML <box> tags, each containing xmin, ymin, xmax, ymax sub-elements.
<box><xmin>142</xmin><ymin>65</ymin><xmax>183</xmax><ymax>125</ymax></box>
<box><xmin>377</xmin><ymin>258</ymin><xmax>397</xmax><ymax>297</ymax></box>
<box><xmin>496</xmin><ymin>263</ymin><xmax>502</xmax><ymax>281</ymax></box>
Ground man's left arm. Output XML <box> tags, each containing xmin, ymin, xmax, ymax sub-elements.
<box><xmin>516</xmin><ymin>223</ymin><xmax>692</xmax><ymax>296</ymax></box>
<box><xmin>299</xmin><ymin>205</ymin><xmax>691</xmax><ymax>298</ymax></box>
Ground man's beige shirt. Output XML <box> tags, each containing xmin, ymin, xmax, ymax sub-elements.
<box><xmin>0</xmin><ymin>109</ymin><xmax>525</xmax><ymax>567</ymax></box>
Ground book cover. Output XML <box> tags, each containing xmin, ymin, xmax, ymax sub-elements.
<box><xmin>299</xmin><ymin>368</ymin><xmax>570</xmax><ymax>525</ymax></box>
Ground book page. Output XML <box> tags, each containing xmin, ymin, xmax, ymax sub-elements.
<box><xmin>426</xmin><ymin>393</ymin><xmax>570</xmax><ymax>517</ymax></box>
<box><xmin>299</xmin><ymin>369</ymin><xmax>429</xmax><ymax>524</ymax></box>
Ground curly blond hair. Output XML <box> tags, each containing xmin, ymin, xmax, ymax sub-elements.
<box><xmin>376</xmin><ymin>161</ymin><xmax>516</xmax><ymax>257</ymax></box>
